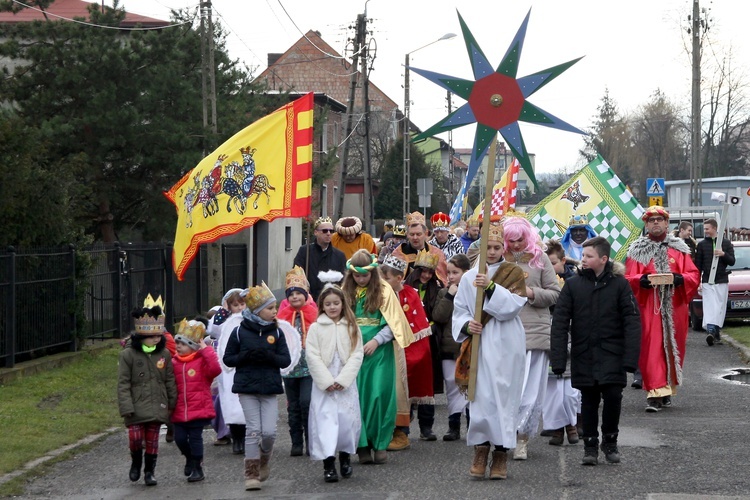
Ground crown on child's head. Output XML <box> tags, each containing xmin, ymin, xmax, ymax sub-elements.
<box><xmin>414</xmin><ymin>249</ymin><xmax>439</xmax><ymax>270</ymax></box>
<box><xmin>406</xmin><ymin>211</ymin><xmax>426</xmax><ymax>227</ymax></box>
<box><xmin>243</xmin><ymin>282</ymin><xmax>276</xmax><ymax>313</ymax></box>
<box><xmin>568</xmin><ymin>214</ymin><xmax>589</xmax><ymax>227</ymax></box>
<box><xmin>134</xmin><ymin>294</ymin><xmax>165</xmax><ymax>335</ymax></box>
<box><xmin>285</xmin><ymin>266</ymin><xmax>309</xmax><ymax>292</ymax></box>
<box><xmin>487</xmin><ymin>224</ymin><xmax>504</xmax><ymax>243</ymax></box>
<box><xmin>383</xmin><ymin>254</ymin><xmax>408</xmax><ymax>274</ymax></box>
<box><xmin>174</xmin><ymin>318</ymin><xmax>206</xmax><ymax>349</ymax></box>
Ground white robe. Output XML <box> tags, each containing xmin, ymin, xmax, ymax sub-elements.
<box><xmin>701</xmin><ymin>282</ymin><xmax>729</xmax><ymax>328</ymax></box>
<box><xmin>452</xmin><ymin>262</ymin><xmax>527</xmax><ymax>448</ymax></box>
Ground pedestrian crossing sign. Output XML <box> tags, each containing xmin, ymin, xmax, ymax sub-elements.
<box><xmin>646</xmin><ymin>178</ymin><xmax>665</xmax><ymax>196</ymax></box>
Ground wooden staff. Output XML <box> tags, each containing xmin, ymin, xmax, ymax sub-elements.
<box><xmin>468</xmin><ymin>137</ymin><xmax>498</xmax><ymax>401</ymax></box>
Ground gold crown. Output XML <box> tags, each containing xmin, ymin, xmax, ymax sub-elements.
<box><xmin>382</xmin><ymin>254</ymin><xmax>408</xmax><ymax>274</ymax></box>
<box><xmin>285</xmin><ymin>265</ymin><xmax>309</xmax><ymax>291</ymax></box>
<box><xmin>414</xmin><ymin>249</ymin><xmax>439</xmax><ymax>270</ymax></box>
<box><xmin>134</xmin><ymin>294</ymin><xmax>165</xmax><ymax>335</ymax></box>
<box><xmin>315</xmin><ymin>216</ymin><xmax>332</xmax><ymax>228</ymax></box>
<box><xmin>430</xmin><ymin>212</ymin><xmax>451</xmax><ymax>229</ymax></box>
<box><xmin>393</xmin><ymin>224</ymin><xmax>406</xmax><ymax>237</ymax></box>
<box><xmin>406</xmin><ymin>211</ymin><xmax>426</xmax><ymax>227</ymax></box>
<box><xmin>174</xmin><ymin>318</ymin><xmax>206</xmax><ymax>348</ymax></box>
<box><xmin>243</xmin><ymin>282</ymin><xmax>276</xmax><ymax>312</ymax></box>
<box><xmin>465</xmin><ymin>217</ymin><xmax>480</xmax><ymax>228</ymax></box>
<box><xmin>487</xmin><ymin>224</ymin><xmax>504</xmax><ymax>243</ymax></box>
<box><xmin>568</xmin><ymin>214</ymin><xmax>589</xmax><ymax>226</ymax></box>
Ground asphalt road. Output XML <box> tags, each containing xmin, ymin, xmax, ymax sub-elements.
<box><xmin>13</xmin><ymin>328</ymin><xmax>750</xmax><ymax>500</ymax></box>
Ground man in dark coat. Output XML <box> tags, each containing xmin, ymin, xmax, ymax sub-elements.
<box><xmin>695</xmin><ymin>218</ymin><xmax>735</xmax><ymax>346</ymax></box>
<box><xmin>293</xmin><ymin>217</ymin><xmax>346</xmax><ymax>301</ymax></box>
<box><xmin>551</xmin><ymin>236</ymin><xmax>641</xmax><ymax>467</ymax></box>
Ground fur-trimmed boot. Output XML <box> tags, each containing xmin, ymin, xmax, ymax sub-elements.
<box><xmin>129</xmin><ymin>450</ymin><xmax>142</xmax><ymax>482</ymax></box>
<box><xmin>469</xmin><ymin>444</ymin><xmax>490</xmax><ymax>478</ymax></box>
<box><xmin>259</xmin><ymin>447</ymin><xmax>272</xmax><ymax>482</ymax></box>
<box><xmin>244</xmin><ymin>458</ymin><xmax>261</xmax><ymax>490</ymax></box>
<box><xmin>143</xmin><ymin>453</ymin><xmax>158</xmax><ymax>486</ymax></box>
<box><xmin>600</xmin><ymin>433</ymin><xmax>621</xmax><ymax>463</ymax></box>
<box><xmin>188</xmin><ymin>457</ymin><xmax>205</xmax><ymax>482</ymax></box>
<box><xmin>489</xmin><ymin>449</ymin><xmax>508</xmax><ymax>480</ymax></box>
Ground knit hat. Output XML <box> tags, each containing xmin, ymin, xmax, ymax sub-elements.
<box><xmin>335</xmin><ymin>216</ymin><xmax>362</xmax><ymax>236</ymax></box>
<box><xmin>285</xmin><ymin>265</ymin><xmax>310</xmax><ymax>300</ymax></box>
<box><xmin>174</xmin><ymin>319</ymin><xmax>206</xmax><ymax>350</ymax></box>
<box><xmin>243</xmin><ymin>282</ymin><xmax>277</xmax><ymax>314</ymax></box>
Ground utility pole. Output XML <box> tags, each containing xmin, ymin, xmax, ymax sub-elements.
<box><xmin>360</xmin><ymin>18</ymin><xmax>375</xmax><ymax>235</ymax></box>
<box><xmin>689</xmin><ymin>0</ymin><xmax>702</xmax><ymax>207</ymax></box>
<box><xmin>201</xmin><ymin>0</ymin><xmax>222</xmax><ymax>304</ymax></box>
<box><xmin>336</xmin><ymin>13</ymin><xmax>366</xmax><ymax>221</ymax></box>
<box><xmin>403</xmin><ymin>55</ymin><xmax>411</xmax><ymax>217</ymax></box>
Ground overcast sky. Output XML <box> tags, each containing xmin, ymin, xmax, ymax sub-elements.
<box><xmin>116</xmin><ymin>0</ymin><xmax>748</xmax><ymax>177</ymax></box>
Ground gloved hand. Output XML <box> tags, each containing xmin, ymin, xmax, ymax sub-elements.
<box><xmin>673</xmin><ymin>273</ymin><xmax>684</xmax><ymax>287</ymax></box>
<box><xmin>623</xmin><ymin>365</ymin><xmax>637</xmax><ymax>373</ymax></box>
<box><xmin>640</xmin><ymin>274</ymin><xmax>653</xmax><ymax>289</ymax></box>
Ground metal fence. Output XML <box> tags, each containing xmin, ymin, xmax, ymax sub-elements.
<box><xmin>0</xmin><ymin>242</ymin><xmax>247</xmax><ymax>368</ymax></box>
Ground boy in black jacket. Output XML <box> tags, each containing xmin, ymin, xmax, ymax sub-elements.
<box><xmin>550</xmin><ymin>237</ymin><xmax>641</xmax><ymax>466</ymax></box>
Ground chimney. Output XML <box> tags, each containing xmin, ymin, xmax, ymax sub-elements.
<box><xmin>268</xmin><ymin>53</ymin><xmax>282</xmax><ymax>67</ymax></box>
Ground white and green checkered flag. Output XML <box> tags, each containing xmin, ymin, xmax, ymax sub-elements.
<box><xmin>527</xmin><ymin>155</ymin><xmax>645</xmax><ymax>261</ymax></box>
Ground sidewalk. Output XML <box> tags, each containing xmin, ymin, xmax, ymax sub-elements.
<box><xmin>8</xmin><ymin>329</ymin><xmax>750</xmax><ymax>499</ymax></box>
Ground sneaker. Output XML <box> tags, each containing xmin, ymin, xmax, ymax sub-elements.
<box><xmin>706</xmin><ymin>333</ymin><xmax>715</xmax><ymax>346</ymax></box>
<box><xmin>419</xmin><ymin>428</ymin><xmax>437</xmax><ymax>441</ymax></box>
<box><xmin>661</xmin><ymin>395</ymin><xmax>672</xmax><ymax>407</ymax></box>
<box><xmin>631</xmin><ymin>378</ymin><xmax>642</xmax><ymax>389</ymax></box>
<box><xmin>645</xmin><ymin>398</ymin><xmax>662</xmax><ymax>413</ymax></box>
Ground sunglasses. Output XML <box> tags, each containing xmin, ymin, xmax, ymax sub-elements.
<box><xmin>317</xmin><ymin>228</ymin><xmax>334</xmax><ymax>233</ymax></box>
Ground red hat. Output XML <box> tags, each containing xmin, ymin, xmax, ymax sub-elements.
<box><xmin>641</xmin><ymin>205</ymin><xmax>669</xmax><ymax>222</ymax></box>
<box><xmin>430</xmin><ymin>212</ymin><xmax>450</xmax><ymax>230</ymax></box>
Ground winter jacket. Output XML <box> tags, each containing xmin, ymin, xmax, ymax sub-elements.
<box><xmin>550</xmin><ymin>261</ymin><xmax>641</xmax><ymax>388</ymax></box>
<box><xmin>223</xmin><ymin>317</ymin><xmax>291</xmax><ymax>395</ymax></box>
<box><xmin>509</xmin><ymin>253</ymin><xmax>561</xmax><ymax>351</ymax></box>
<box><xmin>118</xmin><ymin>335</ymin><xmax>177</xmax><ymax>426</ymax></box>
<box><xmin>695</xmin><ymin>237</ymin><xmax>736</xmax><ymax>284</ymax></box>
<box><xmin>171</xmin><ymin>347</ymin><xmax>222</xmax><ymax>423</ymax></box>
<box><xmin>431</xmin><ymin>287</ymin><xmax>462</xmax><ymax>360</ymax></box>
<box><xmin>293</xmin><ymin>242</ymin><xmax>347</xmax><ymax>300</ymax></box>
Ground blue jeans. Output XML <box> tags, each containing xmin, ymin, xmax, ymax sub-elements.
<box><xmin>283</xmin><ymin>375</ymin><xmax>312</xmax><ymax>446</ymax></box>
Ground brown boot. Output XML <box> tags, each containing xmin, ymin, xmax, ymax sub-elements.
<box><xmin>469</xmin><ymin>444</ymin><xmax>490</xmax><ymax>478</ymax></box>
<box><xmin>259</xmin><ymin>448</ymin><xmax>271</xmax><ymax>482</ymax></box>
<box><xmin>548</xmin><ymin>428</ymin><xmax>565</xmax><ymax>446</ymax></box>
<box><xmin>565</xmin><ymin>424</ymin><xmax>580</xmax><ymax>444</ymax></box>
<box><xmin>387</xmin><ymin>429</ymin><xmax>410</xmax><ymax>451</ymax></box>
<box><xmin>489</xmin><ymin>449</ymin><xmax>508</xmax><ymax>480</ymax></box>
<box><xmin>244</xmin><ymin>459</ymin><xmax>261</xmax><ymax>491</ymax></box>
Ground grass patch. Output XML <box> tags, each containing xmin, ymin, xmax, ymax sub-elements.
<box><xmin>0</xmin><ymin>346</ymin><xmax>122</xmax><ymax>483</ymax></box>
<box><xmin>725</xmin><ymin>323</ymin><xmax>750</xmax><ymax>350</ymax></box>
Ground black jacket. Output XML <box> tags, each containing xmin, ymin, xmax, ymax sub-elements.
<box><xmin>695</xmin><ymin>237</ymin><xmax>735</xmax><ymax>284</ymax></box>
<box><xmin>223</xmin><ymin>318</ymin><xmax>291</xmax><ymax>395</ymax></box>
<box><xmin>550</xmin><ymin>261</ymin><xmax>641</xmax><ymax>388</ymax></box>
<box><xmin>293</xmin><ymin>241</ymin><xmax>346</xmax><ymax>300</ymax></box>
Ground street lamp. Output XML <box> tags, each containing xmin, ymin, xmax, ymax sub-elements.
<box><xmin>403</xmin><ymin>32</ymin><xmax>456</xmax><ymax>217</ymax></box>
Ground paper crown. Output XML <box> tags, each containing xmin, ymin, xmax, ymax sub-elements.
<box><xmin>134</xmin><ymin>294</ymin><xmax>165</xmax><ymax>335</ymax></box>
<box><xmin>642</xmin><ymin>205</ymin><xmax>669</xmax><ymax>222</ymax></box>
<box><xmin>487</xmin><ymin>224</ymin><xmax>504</xmax><ymax>243</ymax></box>
<box><xmin>243</xmin><ymin>282</ymin><xmax>276</xmax><ymax>313</ymax></box>
<box><xmin>174</xmin><ymin>319</ymin><xmax>206</xmax><ymax>349</ymax></box>
<box><xmin>285</xmin><ymin>265</ymin><xmax>309</xmax><ymax>292</ymax></box>
<box><xmin>393</xmin><ymin>224</ymin><xmax>407</xmax><ymax>237</ymax></box>
<box><xmin>335</xmin><ymin>216</ymin><xmax>362</xmax><ymax>235</ymax></box>
<box><xmin>382</xmin><ymin>254</ymin><xmax>408</xmax><ymax>274</ymax></box>
<box><xmin>315</xmin><ymin>216</ymin><xmax>333</xmax><ymax>228</ymax></box>
<box><xmin>406</xmin><ymin>211</ymin><xmax>426</xmax><ymax>227</ymax></box>
<box><xmin>414</xmin><ymin>249</ymin><xmax>439</xmax><ymax>270</ymax></box>
<box><xmin>465</xmin><ymin>217</ymin><xmax>480</xmax><ymax>227</ymax></box>
<box><xmin>384</xmin><ymin>219</ymin><xmax>396</xmax><ymax>228</ymax></box>
<box><xmin>430</xmin><ymin>212</ymin><xmax>450</xmax><ymax>230</ymax></box>
<box><xmin>568</xmin><ymin>214</ymin><xmax>589</xmax><ymax>227</ymax></box>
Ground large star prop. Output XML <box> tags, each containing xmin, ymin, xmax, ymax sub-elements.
<box><xmin>410</xmin><ymin>9</ymin><xmax>585</xmax><ymax>188</ymax></box>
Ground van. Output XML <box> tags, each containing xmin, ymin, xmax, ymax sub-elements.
<box><xmin>666</xmin><ymin>209</ymin><xmax>721</xmax><ymax>239</ymax></box>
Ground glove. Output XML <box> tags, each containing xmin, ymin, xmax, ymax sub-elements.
<box><xmin>552</xmin><ymin>368</ymin><xmax>565</xmax><ymax>377</ymax></box>
<box><xmin>640</xmin><ymin>274</ymin><xmax>652</xmax><ymax>289</ymax></box>
<box><xmin>673</xmin><ymin>273</ymin><xmax>684</xmax><ymax>287</ymax></box>
<box><xmin>623</xmin><ymin>365</ymin><xmax>637</xmax><ymax>374</ymax></box>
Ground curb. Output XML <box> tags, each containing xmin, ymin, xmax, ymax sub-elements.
<box><xmin>0</xmin><ymin>427</ymin><xmax>121</xmax><ymax>486</ymax></box>
<box><xmin>722</xmin><ymin>333</ymin><xmax>750</xmax><ymax>363</ymax></box>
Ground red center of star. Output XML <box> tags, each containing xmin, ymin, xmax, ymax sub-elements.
<box><xmin>468</xmin><ymin>72</ymin><xmax>524</xmax><ymax>130</ymax></box>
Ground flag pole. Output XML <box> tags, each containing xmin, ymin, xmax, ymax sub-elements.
<box><xmin>468</xmin><ymin>137</ymin><xmax>498</xmax><ymax>401</ymax></box>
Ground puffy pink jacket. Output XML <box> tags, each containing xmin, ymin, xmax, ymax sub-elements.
<box><xmin>171</xmin><ymin>348</ymin><xmax>222</xmax><ymax>423</ymax></box>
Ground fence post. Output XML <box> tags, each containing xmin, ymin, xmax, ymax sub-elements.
<box><xmin>114</xmin><ymin>242</ymin><xmax>123</xmax><ymax>337</ymax></box>
<box><xmin>196</xmin><ymin>246</ymin><xmax>204</xmax><ymax>315</ymax></box>
<box><xmin>165</xmin><ymin>243</ymin><xmax>174</xmax><ymax>329</ymax></box>
<box><xmin>69</xmin><ymin>244</ymin><xmax>77</xmax><ymax>352</ymax></box>
<box><xmin>7</xmin><ymin>246</ymin><xmax>16</xmax><ymax>368</ymax></box>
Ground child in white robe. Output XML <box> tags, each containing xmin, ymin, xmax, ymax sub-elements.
<box><xmin>306</xmin><ymin>283</ymin><xmax>364</xmax><ymax>483</ymax></box>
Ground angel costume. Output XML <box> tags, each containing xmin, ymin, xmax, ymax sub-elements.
<box><xmin>306</xmin><ymin>314</ymin><xmax>364</xmax><ymax>460</ymax></box>
<box><xmin>452</xmin><ymin>261</ymin><xmax>527</xmax><ymax>447</ymax></box>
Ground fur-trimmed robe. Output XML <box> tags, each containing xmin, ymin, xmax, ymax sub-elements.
<box><xmin>625</xmin><ymin>235</ymin><xmax>699</xmax><ymax>392</ymax></box>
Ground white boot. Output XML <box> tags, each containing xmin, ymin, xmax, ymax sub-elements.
<box><xmin>513</xmin><ymin>434</ymin><xmax>528</xmax><ymax>460</ymax></box>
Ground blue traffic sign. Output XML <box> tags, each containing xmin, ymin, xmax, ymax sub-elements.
<box><xmin>646</xmin><ymin>178</ymin><xmax>665</xmax><ymax>196</ymax></box>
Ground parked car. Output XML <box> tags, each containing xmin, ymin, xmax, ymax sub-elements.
<box><xmin>690</xmin><ymin>240</ymin><xmax>750</xmax><ymax>330</ymax></box>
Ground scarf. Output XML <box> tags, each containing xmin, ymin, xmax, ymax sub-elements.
<box><xmin>176</xmin><ymin>350</ymin><xmax>199</xmax><ymax>363</ymax></box>
<box><xmin>276</xmin><ymin>302</ymin><xmax>318</xmax><ymax>348</ymax></box>
<box><xmin>142</xmin><ymin>344</ymin><xmax>156</xmax><ymax>354</ymax></box>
